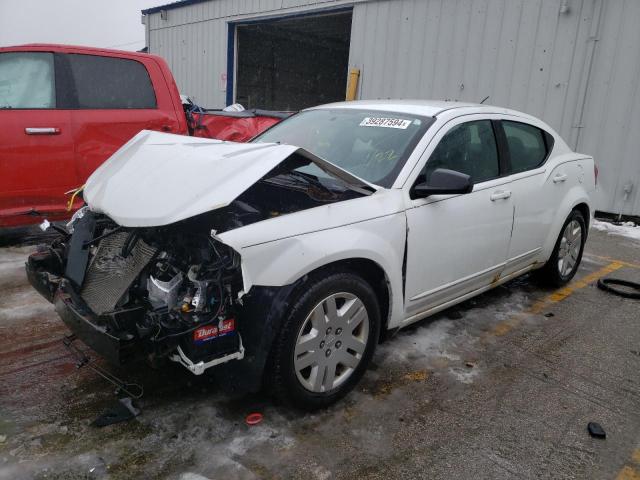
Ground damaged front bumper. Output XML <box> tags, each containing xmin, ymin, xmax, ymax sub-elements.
<box><xmin>54</xmin><ymin>286</ymin><xmax>139</xmax><ymax>365</ymax></box>
<box><xmin>26</xmin><ymin>255</ymin><xmax>139</xmax><ymax>365</ymax></box>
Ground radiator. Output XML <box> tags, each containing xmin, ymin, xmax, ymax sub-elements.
<box><xmin>80</xmin><ymin>232</ymin><xmax>156</xmax><ymax>315</ymax></box>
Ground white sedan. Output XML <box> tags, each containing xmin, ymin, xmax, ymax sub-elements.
<box><xmin>28</xmin><ymin>100</ymin><xmax>595</xmax><ymax>409</ymax></box>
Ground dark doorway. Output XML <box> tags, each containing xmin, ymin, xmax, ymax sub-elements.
<box><xmin>235</xmin><ymin>10</ymin><xmax>352</xmax><ymax>111</ymax></box>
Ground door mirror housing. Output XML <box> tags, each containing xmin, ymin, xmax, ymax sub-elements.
<box><xmin>411</xmin><ymin>168</ymin><xmax>473</xmax><ymax>199</ymax></box>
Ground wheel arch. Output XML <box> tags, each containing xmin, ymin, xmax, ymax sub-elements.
<box><xmin>541</xmin><ymin>187</ymin><xmax>593</xmax><ymax>260</ymax></box>
<box><xmin>573</xmin><ymin>202</ymin><xmax>590</xmax><ymax>230</ymax></box>
<box><xmin>289</xmin><ymin>257</ymin><xmax>392</xmax><ymax>341</ymax></box>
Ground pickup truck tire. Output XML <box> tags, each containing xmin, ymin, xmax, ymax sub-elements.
<box><xmin>537</xmin><ymin>210</ymin><xmax>586</xmax><ymax>287</ymax></box>
<box><xmin>268</xmin><ymin>271</ymin><xmax>380</xmax><ymax>410</ymax></box>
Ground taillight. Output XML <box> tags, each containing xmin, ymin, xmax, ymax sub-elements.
<box><xmin>594</xmin><ymin>164</ymin><xmax>599</xmax><ymax>186</ymax></box>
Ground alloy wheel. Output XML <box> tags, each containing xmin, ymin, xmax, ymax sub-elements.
<box><xmin>557</xmin><ymin>219</ymin><xmax>582</xmax><ymax>277</ymax></box>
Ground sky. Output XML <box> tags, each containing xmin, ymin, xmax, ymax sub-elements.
<box><xmin>0</xmin><ymin>0</ymin><xmax>168</xmax><ymax>51</ymax></box>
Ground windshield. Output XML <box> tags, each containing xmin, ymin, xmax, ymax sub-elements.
<box><xmin>252</xmin><ymin>108</ymin><xmax>433</xmax><ymax>187</ymax></box>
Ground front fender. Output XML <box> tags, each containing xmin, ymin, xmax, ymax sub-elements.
<box><xmin>235</xmin><ymin>212</ymin><xmax>407</xmax><ymax>328</ymax></box>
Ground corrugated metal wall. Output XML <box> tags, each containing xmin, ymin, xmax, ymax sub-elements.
<box><xmin>146</xmin><ymin>0</ymin><xmax>640</xmax><ymax>215</ymax></box>
<box><xmin>349</xmin><ymin>0</ymin><xmax>593</xmax><ymax>144</ymax></box>
<box><xmin>576</xmin><ymin>0</ymin><xmax>640</xmax><ymax>216</ymax></box>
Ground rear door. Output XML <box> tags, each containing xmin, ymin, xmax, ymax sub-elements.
<box><xmin>0</xmin><ymin>51</ymin><xmax>76</xmax><ymax>226</ymax></box>
<box><xmin>58</xmin><ymin>52</ymin><xmax>183</xmax><ymax>182</ymax></box>
<box><xmin>498</xmin><ymin>119</ymin><xmax>566</xmax><ymax>275</ymax></box>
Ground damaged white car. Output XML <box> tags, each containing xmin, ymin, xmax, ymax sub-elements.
<box><xmin>27</xmin><ymin>100</ymin><xmax>595</xmax><ymax>409</ymax></box>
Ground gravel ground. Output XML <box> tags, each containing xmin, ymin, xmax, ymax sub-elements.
<box><xmin>0</xmin><ymin>226</ymin><xmax>639</xmax><ymax>479</ymax></box>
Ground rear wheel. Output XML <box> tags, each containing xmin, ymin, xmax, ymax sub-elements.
<box><xmin>537</xmin><ymin>210</ymin><xmax>586</xmax><ymax>287</ymax></box>
<box><xmin>268</xmin><ymin>272</ymin><xmax>380</xmax><ymax>410</ymax></box>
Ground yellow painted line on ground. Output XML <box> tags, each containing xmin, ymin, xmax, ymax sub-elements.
<box><xmin>489</xmin><ymin>261</ymin><xmax>624</xmax><ymax>337</ymax></box>
<box><xmin>617</xmin><ymin>467</ymin><xmax>640</xmax><ymax>480</ymax></box>
<box><xmin>615</xmin><ymin>449</ymin><xmax>640</xmax><ymax>480</ymax></box>
<box><xmin>587</xmin><ymin>254</ymin><xmax>640</xmax><ymax>269</ymax></box>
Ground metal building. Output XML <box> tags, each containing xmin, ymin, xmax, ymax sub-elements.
<box><xmin>142</xmin><ymin>0</ymin><xmax>640</xmax><ymax>217</ymax></box>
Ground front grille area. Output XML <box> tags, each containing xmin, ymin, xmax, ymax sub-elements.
<box><xmin>80</xmin><ymin>232</ymin><xmax>157</xmax><ymax>315</ymax></box>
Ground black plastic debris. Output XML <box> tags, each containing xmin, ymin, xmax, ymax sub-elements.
<box><xmin>92</xmin><ymin>398</ymin><xmax>140</xmax><ymax>428</ymax></box>
<box><xmin>544</xmin><ymin>312</ymin><xmax>555</xmax><ymax>318</ymax></box>
<box><xmin>587</xmin><ymin>422</ymin><xmax>606</xmax><ymax>439</ymax></box>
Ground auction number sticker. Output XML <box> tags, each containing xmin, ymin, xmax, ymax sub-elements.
<box><xmin>359</xmin><ymin>117</ymin><xmax>412</xmax><ymax>129</ymax></box>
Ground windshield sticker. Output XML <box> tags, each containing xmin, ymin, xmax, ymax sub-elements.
<box><xmin>359</xmin><ymin>117</ymin><xmax>412</xmax><ymax>129</ymax></box>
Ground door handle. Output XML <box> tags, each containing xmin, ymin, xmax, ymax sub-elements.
<box><xmin>25</xmin><ymin>127</ymin><xmax>60</xmax><ymax>135</ymax></box>
<box><xmin>490</xmin><ymin>190</ymin><xmax>512</xmax><ymax>201</ymax></box>
<box><xmin>553</xmin><ymin>173</ymin><xmax>568</xmax><ymax>183</ymax></box>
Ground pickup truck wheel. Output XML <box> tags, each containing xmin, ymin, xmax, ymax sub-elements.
<box><xmin>268</xmin><ymin>272</ymin><xmax>380</xmax><ymax>410</ymax></box>
<box><xmin>537</xmin><ymin>210</ymin><xmax>586</xmax><ymax>287</ymax></box>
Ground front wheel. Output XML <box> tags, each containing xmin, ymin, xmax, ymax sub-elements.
<box><xmin>268</xmin><ymin>272</ymin><xmax>381</xmax><ymax>410</ymax></box>
<box><xmin>537</xmin><ymin>210</ymin><xmax>586</xmax><ymax>287</ymax></box>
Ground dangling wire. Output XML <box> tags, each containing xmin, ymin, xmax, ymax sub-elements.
<box><xmin>66</xmin><ymin>184</ymin><xmax>85</xmax><ymax>211</ymax></box>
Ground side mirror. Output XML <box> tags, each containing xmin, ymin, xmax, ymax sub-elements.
<box><xmin>411</xmin><ymin>168</ymin><xmax>473</xmax><ymax>199</ymax></box>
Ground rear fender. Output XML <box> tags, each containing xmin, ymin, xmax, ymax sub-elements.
<box><xmin>540</xmin><ymin>185</ymin><xmax>592</xmax><ymax>261</ymax></box>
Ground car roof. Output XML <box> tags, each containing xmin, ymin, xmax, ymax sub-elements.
<box><xmin>308</xmin><ymin>99</ymin><xmax>489</xmax><ymax>117</ymax></box>
<box><xmin>0</xmin><ymin>43</ymin><xmax>154</xmax><ymax>61</ymax></box>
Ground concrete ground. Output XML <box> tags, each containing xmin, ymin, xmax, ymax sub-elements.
<box><xmin>1</xmin><ymin>226</ymin><xmax>639</xmax><ymax>480</ymax></box>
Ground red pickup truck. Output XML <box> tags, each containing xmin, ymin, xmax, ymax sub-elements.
<box><xmin>0</xmin><ymin>44</ymin><xmax>286</xmax><ymax>228</ymax></box>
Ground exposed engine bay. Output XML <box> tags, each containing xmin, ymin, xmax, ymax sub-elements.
<box><xmin>28</xmin><ymin>208</ymin><xmax>245</xmax><ymax>374</ymax></box>
<box><xmin>25</xmin><ymin>153</ymin><xmax>366</xmax><ymax>376</ymax></box>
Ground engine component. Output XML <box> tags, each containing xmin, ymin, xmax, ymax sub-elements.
<box><xmin>147</xmin><ymin>271</ymin><xmax>183</xmax><ymax>308</ymax></box>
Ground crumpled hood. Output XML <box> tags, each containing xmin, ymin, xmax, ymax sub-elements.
<box><xmin>84</xmin><ymin>130</ymin><xmax>376</xmax><ymax>227</ymax></box>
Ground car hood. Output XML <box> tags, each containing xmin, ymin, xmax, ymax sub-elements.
<box><xmin>83</xmin><ymin>130</ymin><xmax>376</xmax><ymax>227</ymax></box>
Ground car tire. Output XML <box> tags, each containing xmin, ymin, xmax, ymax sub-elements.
<box><xmin>537</xmin><ymin>210</ymin><xmax>586</xmax><ymax>287</ymax></box>
<box><xmin>267</xmin><ymin>271</ymin><xmax>381</xmax><ymax>410</ymax></box>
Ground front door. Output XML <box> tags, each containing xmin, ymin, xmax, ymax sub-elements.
<box><xmin>404</xmin><ymin>118</ymin><xmax>514</xmax><ymax>319</ymax></box>
<box><xmin>0</xmin><ymin>51</ymin><xmax>76</xmax><ymax>226</ymax></box>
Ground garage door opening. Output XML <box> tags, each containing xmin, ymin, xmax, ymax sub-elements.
<box><xmin>234</xmin><ymin>10</ymin><xmax>352</xmax><ymax>111</ymax></box>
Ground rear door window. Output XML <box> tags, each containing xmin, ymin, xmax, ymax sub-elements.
<box><xmin>422</xmin><ymin>120</ymin><xmax>500</xmax><ymax>184</ymax></box>
<box><xmin>0</xmin><ymin>52</ymin><xmax>55</xmax><ymax>109</ymax></box>
<box><xmin>63</xmin><ymin>54</ymin><xmax>156</xmax><ymax>109</ymax></box>
<box><xmin>502</xmin><ymin>121</ymin><xmax>550</xmax><ymax>173</ymax></box>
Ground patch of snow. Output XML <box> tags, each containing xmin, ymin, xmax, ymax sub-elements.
<box><xmin>380</xmin><ymin>319</ymin><xmax>458</xmax><ymax>363</ymax></box>
<box><xmin>179</xmin><ymin>474</ymin><xmax>213</xmax><ymax>480</ymax></box>
<box><xmin>0</xmin><ymin>247</ymin><xmax>33</xmax><ymax>274</ymax></box>
<box><xmin>449</xmin><ymin>366</ymin><xmax>480</xmax><ymax>384</ymax></box>
<box><xmin>591</xmin><ymin>219</ymin><xmax>640</xmax><ymax>241</ymax></box>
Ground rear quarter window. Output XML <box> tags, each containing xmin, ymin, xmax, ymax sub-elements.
<box><xmin>62</xmin><ymin>54</ymin><xmax>157</xmax><ymax>109</ymax></box>
<box><xmin>503</xmin><ymin>121</ymin><xmax>554</xmax><ymax>173</ymax></box>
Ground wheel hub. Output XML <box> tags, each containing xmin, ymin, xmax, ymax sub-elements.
<box><xmin>293</xmin><ymin>292</ymin><xmax>369</xmax><ymax>393</ymax></box>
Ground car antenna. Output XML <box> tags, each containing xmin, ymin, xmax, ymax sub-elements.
<box><xmin>480</xmin><ymin>95</ymin><xmax>490</xmax><ymax>104</ymax></box>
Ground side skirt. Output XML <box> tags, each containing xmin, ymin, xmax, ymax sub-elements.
<box><xmin>399</xmin><ymin>263</ymin><xmax>537</xmax><ymax>329</ymax></box>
